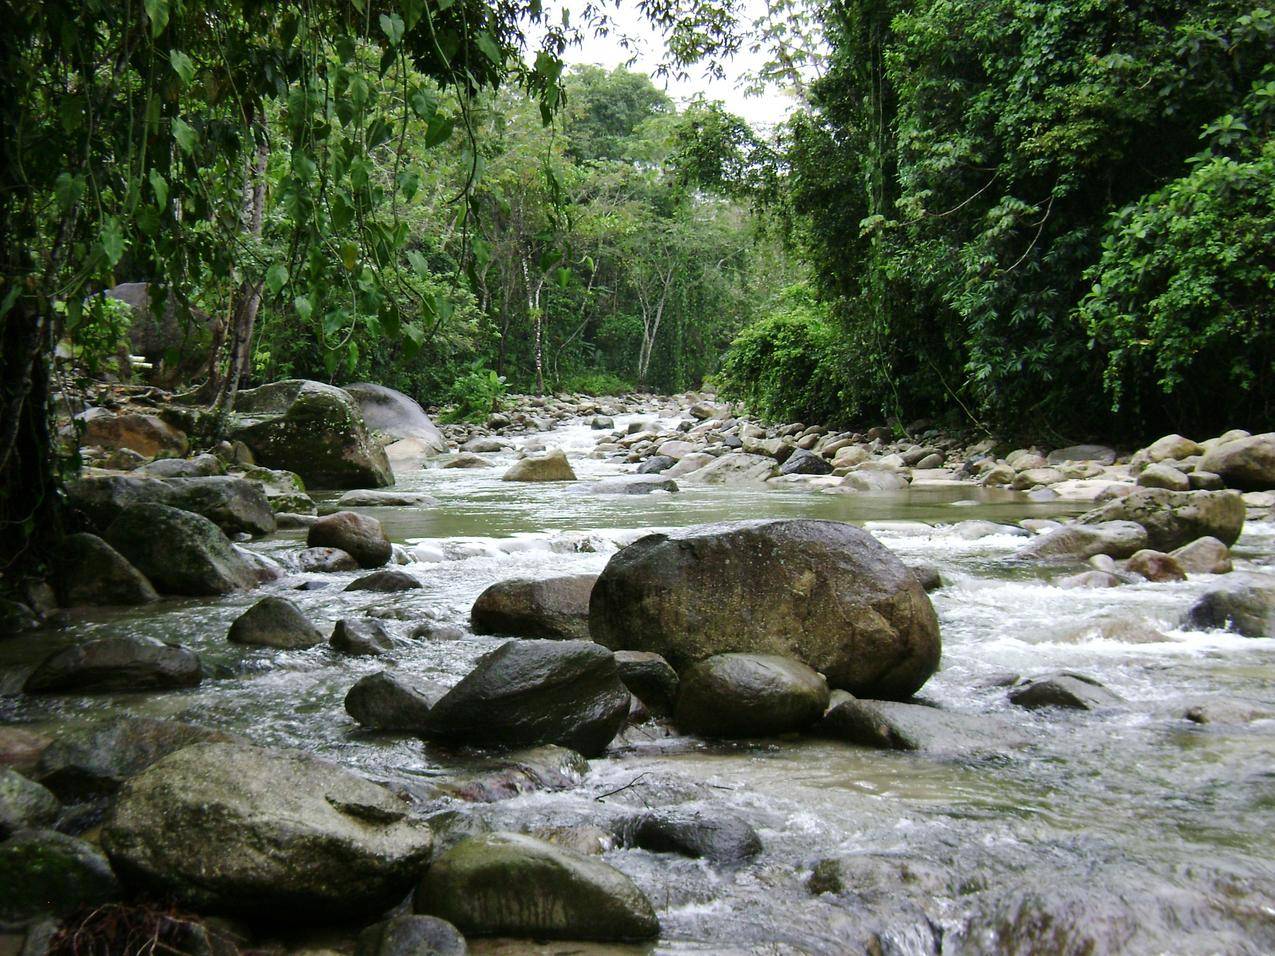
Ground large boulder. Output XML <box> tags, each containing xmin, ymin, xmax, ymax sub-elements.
<box><xmin>817</xmin><ymin>694</ymin><xmax>1027</xmax><ymax>756</ymax></box>
<box><xmin>23</xmin><ymin>635</ymin><xmax>202</xmax><ymax>695</ymax></box>
<box><xmin>344</xmin><ymin>382</ymin><xmax>448</xmax><ymax>453</ymax></box>
<box><xmin>32</xmin><ymin>717</ymin><xmax>234</xmax><ymax>801</ymax></box>
<box><xmin>0</xmin><ymin>829</ymin><xmax>121</xmax><ymax>923</ymax></box>
<box><xmin>470</xmin><ymin>574</ymin><xmax>597</xmax><ymax>641</ymax></box>
<box><xmin>66</xmin><ymin>474</ymin><xmax>177</xmax><ymax>530</ymax></box>
<box><xmin>413</xmin><ymin>832</ymin><xmax>658</xmax><ymax>941</ymax></box>
<box><xmin>102</xmin><ymin>742</ymin><xmax>433</xmax><ymax>919</ymax></box>
<box><xmin>231</xmin><ymin>380</ymin><xmax>393</xmax><ymax>489</ymax></box>
<box><xmin>160</xmin><ymin>476</ymin><xmax>276</xmax><ymax>535</ymax></box>
<box><xmin>307</xmin><ymin>511</ymin><xmax>392</xmax><ymax>568</ymax></box>
<box><xmin>589</xmin><ymin>519</ymin><xmax>941</xmax><ymax>699</ymax></box>
<box><xmin>501</xmin><ymin>449</ymin><xmax>576</xmax><ymax>482</ymax></box>
<box><xmin>780</xmin><ymin>448</ymin><xmax>833</xmax><ymax>476</ymax></box>
<box><xmin>78</xmin><ymin>408</ymin><xmax>187</xmax><ymax>458</ymax></box>
<box><xmin>1045</xmin><ymin>444</ymin><xmax>1117</xmax><ymax>466</ymax></box>
<box><xmin>620</xmin><ymin>807</ymin><xmax>761</xmax><ymax>864</ymax></box>
<box><xmin>105</xmin><ymin>503</ymin><xmax>255</xmax><ymax>595</ymax></box>
<box><xmin>55</xmin><ymin>533</ymin><xmax>158</xmax><ymax>606</ymax></box>
<box><xmin>1015</xmin><ymin>521</ymin><xmax>1148</xmax><ymax>561</ymax></box>
<box><xmin>425</xmin><ymin>640</ymin><xmax>629</xmax><ymax>758</ymax></box>
<box><xmin>331</xmin><ymin>618</ymin><xmax>395</xmax><ymax>656</ymax></box>
<box><xmin>228</xmin><ymin>596</ymin><xmax>325</xmax><ymax>649</ymax></box>
<box><xmin>1077</xmin><ymin>488</ymin><xmax>1245</xmax><ymax>550</ymax></box>
<box><xmin>680</xmin><ymin>452</ymin><xmax>778</xmax><ymax>484</ymax></box>
<box><xmin>674</xmin><ymin>653</ymin><xmax>829</xmax><ymax>738</ymax></box>
<box><xmin>1170</xmin><ymin>536</ymin><xmax>1233</xmax><ymax>574</ymax></box>
<box><xmin>1200</xmin><ymin>433</ymin><xmax>1275</xmax><ymax>490</ymax></box>
<box><xmin>103</xmin><ymin>281</ymin><xmax>213</xmax><ymax>380</ymax></box>
<box><xmin>345</xmin><ymin>671</ymin><xmax>445</xmax><ymax>731</ymax></box>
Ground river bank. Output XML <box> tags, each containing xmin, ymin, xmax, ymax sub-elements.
<box><xmin>2</xmin><ymin>384</ymin><xmax>1273</xmax><ymax>954</ymax></box>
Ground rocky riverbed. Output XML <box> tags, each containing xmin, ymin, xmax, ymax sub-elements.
<box><xmin>2</xmin><ymin>383</ymin><xmax>1274</xmax><ymax>954</ymax></box>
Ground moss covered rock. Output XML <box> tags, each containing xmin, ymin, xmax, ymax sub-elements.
<box><xmin>105</xmin><ymin>503</ymin><xmax>256</xmax><ymax>596</ymax></box>
<box><xmin>0</xmin><ymin>829</ymin><xmax>120</xmax><ymax>923</ymax></box>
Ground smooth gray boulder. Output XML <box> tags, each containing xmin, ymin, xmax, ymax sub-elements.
<box><xmin>675</xmin><ymin>653</ymin><xmax>829</xmax><ymax>738</ymax></box>
<box><xmin>1016</xmin><ymin>521</ymin><xmax>1147</xmax><ymax>561</ymax></box>
<box><xmin>345</xmin><ymin>671</ymin><xmax>446</xmax><ymax>731</ymax></box>
<box><xmin>345</xmin><ymin>569</ymin><xmax>422</xmax><ymax>592</ymax></box>
<box><xmin>231</xmin><ymin>380</ymin><xmax>393</xmax><ymax>489</ymax></box>
<box><xmin>23</xmin><ymin>635</ymin><xmax>201</xmax><ymax>695</ymax></box>
<box><xmin>105</xmin><ymin>503</ymin><xmax>255</xmax><ymax>595</ymax></box>
<box><xmin>590</xmin><ymin>519</ymin><xmax>941</xmax><ymax>699</ymax></box>
<box><xmin>680</xmin><ymin>452</ymin><xmax>778</xmax><ymax>484</ymax></box>
<box><xmin>344</xmin><ymin>382</ymin><xmax>448</xmax><ymax>453</ymax></box>
<box><xmin>308</xmin><ymin>511</ymin><xmax>392</xmax><ymax>568</ymax></box>
<box><xmin>470</xmin><ymin>574</ymin><xmax>597</xmax><ymax>641</ymax></box>
<box><xmin>1183</xmin><ymin>577</ymin><xmax>1275</xmax><ymax>637</ymax></box>
<box><xmin>1077</xmin><ymin>488</ymin><xmax>1245</xmax><ymax>550</ymax></box>
<box><xmin>331</xmin><ymin>618</ymin><xmax>395</xmax><ymax>656</ymax></box>
<box><xmin>620</xmin><ymin>807</ymin><xmax>761</xmax><ymax>864</ymax></box>
<box><xmin>1046</xmin><ymin>445</ymin><xmax>1117</xmax><ymax>465</ymax></box>
<box><xmin>139</xmin><ymin>453</ymin><xmax>224</xmax><ymax>478</ymax></box>
<box><xmin>1200</xmin><ymin>433</ymin><xmax>1275</xmax><ymax>490</ymax></box>
<box><xmin>337</xmin><ymin>489</ymin><xmax>439</xmax><ymax>507</ymax></box>
<box><xmin>55</xmin><ymin>533</ymin><xmax>158</xmax><ymax>606</ymax></box>
<box><xmin>102</xmin><ymin>742</ymin><xmax>433</xmax><ymax>919</ymax></box>
<box><xmin>582</xmin><ymin>476</ymin><xmax>678</xmax><ymax>495</ymax></box>
<box><xmin>228</xmin><ymin>596</ymin><xmax>325</xmax><ymax>649</ymax></box>
<box><xmin>425</xmin><ymin>640</ymin><xmax>629</xmax><ymax>757</ymax></box>
<box><xmin>160</xmin><ymin>476</ymin><xmax>276</xmax><ymax>535</ymax></box>
<box><xmin>66</xmin><ymin>475</ymin><xmax>178</xmax><ymax>530</ymax></box>
<box><xmin>1009</xmin><ymin>674</ymin><xmax>1122</xmax><ymax>710</ymax></box>
<box><xmin>501</xmin><ymin>449</ymin><xmax>576</xmax><ymax>482</ymax></box>
<box><xmin>818</xmin><ymin>694</ymin><xmax>1027</xmax><ymax>755</ymax></box>
<box><xmin>413</xmin><ymin>832</ymin><xmax>658</xmax><ymax>941</ymax></box>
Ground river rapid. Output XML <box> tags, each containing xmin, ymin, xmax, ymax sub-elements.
<box><xmin>3</xmin><ymin>413</ymin><xmax>1274</xmax><ymax>954</ymax></box>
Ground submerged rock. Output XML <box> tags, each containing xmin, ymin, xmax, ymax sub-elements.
<box><xmin>345</xmin><ymin>671</ymin><xmax>445</xmax><ymax>731</ymax></box>
<box><xmin>297</xmin><ymin>545</ymin><xmax>359</xmax><ymax>572</ymax></box>
<box><xmin>620</xmin><ymin>807</ymin><xmax>762</xmax><ymax>864</ymax></box>
<box><xmin>470</xmin><ymin>573</ymin><xmax>597</xmax><ymax>641</ymax></box>
<box><xmin>818</xmin><ymin>694</ymin><xmax>1027</xmax><ymax>755</ymax></box>
<box><xmin>1183</xmin><ymin>578</ymin><xmax>1275</xmax><ymax>637</ymax></box>
<box><xmin>582</xmin><ymin>475</ymin><xmax>678</xmax><ymax>495</ymax></box>
<box><xmin>103</xmin><ymin>742</ymin><xmax>433</xmax><ymax>919</ymax></box>
<box><xmin>425</xmin><ymin>640</ymin><xmax>629</xmax><ymax>757</ymax></box>
<box><xmin>441</xmin><ymin>453</ymin><xmax>492</xmax><ymax>469</ymax></box>
<box><xmin>674</xmin><ymin>653</ymin><xmax>829</xmax><ymax>738</ymax></box>
<box><xmin>1009</xmin><ymin>674</ymin><xmax>1122</xmax><ymax>710</ymax></box>
<box><xmin>227</xmin><ymin>596</ymin><xmax>325</xmax><ymax>649</ymax></box>
<box><xmin>331</xmin><ymin>618</ymin><xmax>395</xmax><ymax>656</ymax></box>
<box><xmin>413</xmin><ymin>832</ymin><xmax>658</xmax><ymax>941</ymax></box>
<box><xmin>590</xmin><ymin>519</ymin><xmax>941</xmax><ymax>699</ymax></box>
<box><xmin>55</xmin><ymin>533</ymin><xmax>158</xmax><ymax>607</ymax></box>
<box><xmin>1078</xmin><ymin>488</ymin><xmax>1245</xmax><ymax>550</ymax></box>
<box><xmin>308</xmin><ymin>510</ymin><xmax>392</xmax><ymax>568</ymax></box>
<box><xmin>337</xmin><ymin>489</ymin><xmax>439</xmax><ymax>507</ymax></box>
<box><xmin>501</xmin><ymin>449</ymin><xmax>577</xmax><ymax>482</ymax></box>
<box><xmin>0</xmin><ymin>829</ymin><xmax>120</xmax><ymax>923</ymax></box>
<box><xmin>24</xmin><ymin>635</ymin><xmax>202</xmax><ymax>695</ymax></box>
<box><xmin>105</xmin><ymin>503</ymin><xmax>255</xmax><ymax>595</ymax></box>
<box><xmin>345</xmin><ymin>569</ymin><xmax>422</xmax><ymax>592</ymax></box>
<box><xmin>232</xmin><ymin>379</ymin><xmax>393</xmax><ymax>489</ymax></box>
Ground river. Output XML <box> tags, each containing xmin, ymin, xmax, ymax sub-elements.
<box><xmin>3</xmin><ymin>412</ymin><xmax>1274</xmax><ymax>954</ymax></box>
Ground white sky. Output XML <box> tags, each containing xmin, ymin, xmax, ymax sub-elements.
<box><xmin>555</xmin><ymin>0</ymin><xmax>802</xmax><ymax>130</ymax></box>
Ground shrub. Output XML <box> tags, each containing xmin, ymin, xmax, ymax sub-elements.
<box><xmin>439</xmin><ymin>362</ymin><xmax>507</xmax><ymax>423</ymax></box>
<box><xmin>558</xmin><ymin>371</ymin><xmax>635</xmax><ymax>396</ymax></box>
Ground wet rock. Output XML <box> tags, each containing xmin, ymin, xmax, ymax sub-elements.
<box><xmin>583</xmin><ymin>476</ymin><xmax>678</xmax><ymax>495</ymax></box>
<box><xmin>441</xmin><ymin>453</ymin><xmax>492</xmax><ymax>469</ymax></box>
<box><xmin>839</xmin><ymin>470</ymin><xmax>909</xmax><ymax>491</ymax></box>
<box><xmin>1183</xmin><ymin>698</ymin><xmax>1275</xmax><ymax>725</ymax></box>
<box><xmin>613</xmin><ymin>651</ymin><xmax>679</xmax><ymax>716</ymax></box>
<box><xmin>102</xmin><ymin>742</ymin><xmax>432</xmax><ymax>919</ymax></box>
<box><xmin>66</xmin><ymin>475</ymin><xmax>178</xmax><ymax>530</ymax></box>
<box><xmin>1169</xmin><ymin>536</ymin><xmax>1232</xmax><ymax>575</ymax></box>
<box><xmin>1008</xmin><ymin>674</ymin><xmax>1122</xmax><ymax>710</ymax></box>
<box><xmin>24</xmin><ymin>635</ymin><xmax>201</xmax><ymax>695</ymax></box>
<box><xmin>297</xmin><ymin>546</ymin><xmax>359</xmax><ymax>572</ymax></box>
<box><xmin>818</xmin><ymin>694</ymin><xmax>1027</xmax><ymax>755</ymax></box>
<box><xmin>675</xmin><ymin>653</ymin><xmax>829</xmax><ymax>738</ymax></box>
<box><xmin>0</xmin><ymin>599</ymin><xmax>38</xmax><ymax>635</ymax></box>
<box><xmin>637</xmin><ymin>455</ymin><xmax>676</xmax><ymax>474</ymax></box>
<box><xmin>620</xmin><ymin>807</ymin><xmax>761</xmax><ymax>864</ymax></box>
<box><xmin>308</xmin><ymin>511</ymin><xmax>392</xmax><ymax>568</ymax></box>
<box><xmin>336</xmin><ymin>489</ymin><xmax>439</xmax><ymax>508</ymax></box>
<box><xmin>1137</xmin><ymin>463</ymin><xmax>1190</xmax><ymax>492</ymax></box>
<box><xmin>425</xmin><ymin>640</ymin><xmax>629</xmax><ymax>758</ymax></box>
<box><xmin>0</xmin><ymin>770</ymin><xmax>59</xmax><ymax>838</ymax></box>
<box><xmin>345</xmin><ymin>382</ymin><xmax>448</xmax><ymax>451</ymax></box>
<box><xmin>807</xmin><ymin>859</ymin><xmax>844</xmax><ymax>895</ymax></box>
<box><xmin>0</xmin><ymin>830</ymin><xmax>120</xmax><ymax>923</ymax></box>
<box><xmin>590</xmin><ymin>415</ymin><xmax>615</xmax><ymax>430</ymax></box>
<box><xmin>239</xmin><ymin>465</ymin><xmax>315</xmax><ymax>515</ymax></box>
<box><xmin>1057</xmin><ymin>570</ymin><xmax>1124</xmax><ymax>589</ymax></box>
<box><xmin>410</xmin><ymin>622</ymin><xmax>465</xmax><ymax>641</ymax></box>
<box><xmin>32</xmin><ymin>717</ymin><xmax>235</xmax><ymax>801</ymax></box>
<box><xmin>461</xmin><ymin>437</ymin><xmax>505</xmax><ymax>454</ymax></box>
<box><xmin>780</xmin><ymin>449</ymin><xmax>833</xmax><ymax>476</ymax></box>
<box><xmin>680</xmin><ymin>452</ymin><xmax>778</xmax><ymax>484</ymax></box>
<box><xmin>430</xmin><ymin>746</ymin><xmax>589</xmax><ymax>804</ymax></box>
<box><xmin>501</xmin><ymin>449</ymin><xmax>576</xmax><ymax>482</ymax></box>
<box><xmin>1078</xmin><ymin>488</ymin><xmax>1245</xmax><ymax>550</ymax></box>
<box><xmin>79</xmin><ymin>409</ymin><xmax>187</xmax><ymax>459</ymax></box>
<box><xmin>138</xmin><ymin>452</ymin><xmax>224</xmax><ymax>478</ymax></box>
<box><xmin>1124</xmin><ymin>549</ymin><xmax>1187</xmax><ymax>582</ymax></box>
<box><xmin>1183</xmin><ymin>578</ymin><xmax>1275</xmax><ymax>637</ymax></box>
<box><xmin>1199</xmin><ymin>433</ymin><xmax>1275</xmax><ymax>490</ymax></box>
<box><xmin>413</xmin><ymin>832</ymin><xmax>658</xmax><ymax>941</ymax></box>
<box><xmin>954</xmin><ymin>520</ymin><xmax>1028</xmax><ymax>540</ymax></box>
<box><xmin>105</xmin><ymin>503</ymin><xmax>255</xmax><ymax>595</ymax></box>
<box><xmin>160</xmin><ymin>476</ymin><xmax>276</xmax><ymax>536</ymax></box>
<box><xmin>471</xmin><ymin>574</ymin><xmax>596</xmax><ymax>641</ymax></box>
<box><xmin>228</xmin><ymin>596</ymin><xmax>324</xmax><ymax>649</ymax></box>
<box><xmin>232</xmin><ymin>380</ymin><xmax>393</xmax><ymax>489</ymax></box>
<box><xmin>355</xmin><ymin>914</ymin><xmax>467</xmax><ymax>956</ymax></box>
<box><xmin>345</xmin><ymin>671</ymin><xmax>445</xmax><ymax>731</ymax></box>
<box><xmin>908</xmin><ymin>563</ymin><xmax>943</xmax><ymax>592</ymax></box>
<box><xmin>1045</xmin><ymin>444</ymin><xmax>1117</xmax><ymax>465</ymax></box>
<box><xmin>1016</xmin><ymin>520</ymin><xmax>1148</xmax><ymax>561</ymax></box>
<box><xmin>331</xmin><ymin>618</ymin><xmax>395</xmax><ymax>656</ymax></box>
<box><xmin>55</xmin><ymin>533</ymin><xmax>157</xmax><ymax>607</ymax></box>
<box><xmin>0</xmin><ymin>728</ymin><xmax>52</xmax><ymax>776</ymax></box>
<box><xmin>590</xmin><ymin>519</ymin><xmax>941</xmax><ymax>699</ymax></box>
<box><xmin>345</xmin><ymin>569</ymin><xmax>422</xmax><ymax>592</ymax></box>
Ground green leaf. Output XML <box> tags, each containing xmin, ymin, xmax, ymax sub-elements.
<box><xmin>340</xmin><ymin>242</ymin><xmax>359</xmax><ymax>271</ymax></box>
<box><xmin>148</xmin><ymin>169</ymin><xmax>168</xmax><ymax>209</ymax></box>
<box><xmin>169</xmin><ymin>50</ymin><xmax>196</xmax><ymax>85</ymax></box>
<box><xmin>474</xmin><ymin>32</ymin><xmax>503</xmax><ymax>67</ymax></box>
<box><xmin>406</xmin><ymin>250</ymin><xmax>429</xmax><ymax>277</ymax></box>
<box><xmin>397</xmin><ymin>169</ymin><xmax>420</xmax><ymax>201</ymax></box>
<box><xmin>556</xmin><ymin>266</ymin><xmax>572</xmax><ymax>289</ymax></box>
<box><xmin>171</xmin><ymin>118</ymin><xmax>196</xmax><ymax>154</ymax></box>
<box><xmin>101</xmin><ymin>217</ymin><xmax>126</xmax><ymax>267</ymax></box>
<box><xmin>379</xmin><ymin>12</ymin><xmax>404</xmax><ymax>45</ymax></box>
<box><xmin>265</xmin><ymin>264</ymin><xmax>289</xmax><ymax>295</ymax></box>
<box><xmin>409</xmin><ymin>87</ymin><xmax>437</xmax><ymax>122</ymax></box>
<box><xmin>424</xmin><ymin>116</ymin><xmax>454</xmax><ymax>148</ymax></box>
<box><xmin>143</xmin><ymin>0</ymin><xmax>170</xmax><ymax>37</ymax></box>
<box><xmin>54</xmin><ymin>172</ymin><xmax>85</xmax><ymax>212</ymax></box>
<box><xmin>293</xmin><ymin>295</ymin><xmax>313</xmax><ymax>322</ymax></box>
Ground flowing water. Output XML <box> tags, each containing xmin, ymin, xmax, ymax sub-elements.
<box><xmin>3</xmin><ymin>414</ymin><xmax>1274</xmax><ymax>954</ymax></box>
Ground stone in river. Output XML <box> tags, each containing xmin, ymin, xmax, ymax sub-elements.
<box><xmin>23</xmin><ymin>635</ymin><xmax>202</xmax><ymax>695</ymax></box>
<box><xmin>470</xmin><ymin>574</ymin><xmax>596</xmax><ymax>641</ymax></box>
<box><xmin>674</xmin><ymin>653</ymin><xmax>829</xmax><ymax>738</ymax></box>
<box><xmin>1008</xmin><ymin>674</ymin><xmax>1122</xmax><ymax>710</ymax></box>
<box><xmin>228</xmin><ymin>595</ymin><xmax>325</xmax><ymax>649</ymax></box>
<box><xmin>308</xmin><ymin>510</ymin><xmax>392</xmax><ymax>568</ymax></box>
